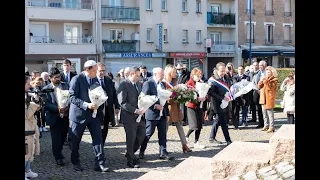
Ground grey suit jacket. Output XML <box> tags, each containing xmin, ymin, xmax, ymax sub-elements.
<box><xmin>117</xmin><ymin>79</ymin><xmax>142</xmax><ymax>124</ymax></box>
<box><xmin>69</xmin><ymin>72</ymin><xmax>103</xmax><ymax>124</ymax></box>
<box><xmin>43</xmin><ymin>82</ymin><xmax>69</xmax><ymax>126</ymax></box>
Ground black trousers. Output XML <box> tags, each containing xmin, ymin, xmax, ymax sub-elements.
<box><xmin>70</xmin><ymin>119</ymin><xmax>105</xmax><ymax>167</ymax></box>
<box><xmin>50</xmin><ymin>116</ymin><xmax>69</xmax><ymax>160</ymax></box>
<box><xmin>251</xmin><ymin>101</ymin><xmax>264</xmax><ymax>126</ymax></box>
<box><xmin>231</xmin><ymin>101</ymin><xmax>238</xmax><ymax>128</ymax></box>
<box><xmin>101</xmin><ymin>108</ymin><xmax>111</xmax><ymax>147</ymax></box>
<box><xmin>287</xmin><ymin>113</ymin><xmax>295</xmax><ymax>124</ymax></box>
<box><xmin>183</xmin><ymin>105</ymin><xmax>188</xmax><ymax>123</ymax></box>
<box><xmin>123</xmin><ymin>119</ymin><xmax>146</xmax><ymax>164</ymax></box>
<box><xmin>35</xmin><ymin>110</ymin><xmax>46</xmax><ymax>128</ymax></box>
<box><xmin>210</xmin><ymin>112</ymin><xmax>231</xmax><ymax>142</ymax></box>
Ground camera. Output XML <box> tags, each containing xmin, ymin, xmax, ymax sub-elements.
<box><xmin>28</xmin><ymin>86</ymin><xmax>54</xmax><ymax>107</ymax></box>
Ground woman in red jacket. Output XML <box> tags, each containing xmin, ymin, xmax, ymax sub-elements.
<box><xmin>185</xmin><ymin>68</ymin><xmax>207</xmax><ymax>149</ymax></box>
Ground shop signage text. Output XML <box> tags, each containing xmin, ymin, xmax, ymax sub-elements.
<box><xmin>169</xmin><ymin>52</ymin><xmax>206</xmax><ymax>57</ymax></box>
<box><xmin>105</xmin><ymin>53</ymin><xmax>167</xmax><ymax>58</ymax></box>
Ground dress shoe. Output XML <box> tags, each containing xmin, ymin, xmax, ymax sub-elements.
<box><xmin>266</xmin><ymin>127</ymin><xmax>275</xmax><ymax>133</ymax></box>
<box><xmin>182</xmin><ymin>144</ymin><xmax>192</xmax><ymax>153</ymax></box>
<box><xmin>261</xmin><ymin>126</ymin><xmax>269</xmax><ymax>131</ymax></box>
<box><xmin>127</xmin><ymin>162</ymin><xmax>140</xmax><ymax>168</ymax></box>
<box><xmin>73</xmin><ymin>164</ymin><xmax>84</xmax><ymax>171</ymax></box>
<box><xmin>159</xmin><ymin>154</ymin><xmax>174</xmax><ymax>160</ymax></box>
<box><xmin>133</xmin><ymin>158</ymin><xmax>140</xmax><ymax>165</ymax></box>
<box><xmin>209</xmin><ymin>138</ymin><xmax>223</xmax><ymax>144</ymax></box>
<box><xmin>139</xmin><ymin>152</ymin><xmax>145</xmax><ymax>159</ymax></box>
<box><xmin>94</xmin><ymin>165</ymin><xmax>111</xmax><ymax>172</ymax></box>
<box><xmin>56</xmin><ymin>159</ymin><xmax>65</xmax><ymax>166</ymax></box>
<box><xmin>227</xmin><ymin>141</ymin><xmax>232</xmax><ymax>145</ymax></box>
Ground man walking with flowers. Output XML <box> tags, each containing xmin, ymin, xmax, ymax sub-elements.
<box><xmin>43</xmin><ymin>67</ymin><xmax>70</xmax><ymax>166</ymax></box>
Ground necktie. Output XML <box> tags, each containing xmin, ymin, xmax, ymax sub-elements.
<box><xmin>134</xmin><ymin>83</ymin><xmax>138</xmax><ymax>93</ymax></box>
<box><xmin>100</xmin><ymin>78</ymin><xmax>105</xmax><ymax>89</ymax></box>
<box><xmin>66</xmin><ymin>73</ymin><xmax>69</xmax><ymax>84</ymax></box>
<box><xmin>90</xmin><ymin>79</ymin><xmax>93</xmax><ymax>85</ymax></box>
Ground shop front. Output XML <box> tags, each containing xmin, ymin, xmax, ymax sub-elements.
<box><xmin>104</xmin><ymin>52</ymin><xmax>167</xmax><ymax>76</ymax></box>
<box><xmin>166</xmin><ymin>52</ymin><xmax>207</xmax><ymax>78</ymax></box>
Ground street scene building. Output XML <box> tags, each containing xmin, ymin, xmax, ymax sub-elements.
<box><xmin>238</xmin><ymin>0</ymin><xmax>295</xmax><ymax>67</ymax></box>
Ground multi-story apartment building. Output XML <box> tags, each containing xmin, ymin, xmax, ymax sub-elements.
<box><xmin>238</xmin><ymin>0</ymin><xmax>295</xmax><ymax>68</ymax></box>
<box><xmin>206</xmin><ymin>0</ymin><xmax>238</xmax><ymax>77</ymax></box>
<box><xmin>25</xmin><ymin>0</ymin><xmax>99</xmax><ymax>73</ymax></box>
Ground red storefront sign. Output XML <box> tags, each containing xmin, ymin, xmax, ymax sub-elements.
<box><xmin>169</xmin><ymin>52</ymin><xmax>206</xmax><ymax>57</ymax></box>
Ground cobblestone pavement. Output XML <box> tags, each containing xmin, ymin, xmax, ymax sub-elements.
<box><xmin>229</xmin><ymin>159</ymin><xmax>295</xmax><ymax>180</ymax></box>
<box><xmin>32</xmin><ymin>113</ymin><xmax>289</xmax><ymax>180</ymax></box>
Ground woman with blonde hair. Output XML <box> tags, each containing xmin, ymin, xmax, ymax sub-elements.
<box><xmin>280</xmin><ymin>72</ymin><xmax>295</xmax><ymax>124</ymax></box>
<box><xmin>258</xmin><ymin>66</ymin><xmax>278</xmax><ymax>132</ymax></box>
<box><xmin>185</xmin><ymin>68</ymin><xmax>207</xmax><ymax>149</ymax></box>
<box><xmin>163</xmin><ymin>65</ymin><xmax>192</xmax><ymax>153</ymax></box>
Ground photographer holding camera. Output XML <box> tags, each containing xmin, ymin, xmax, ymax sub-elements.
<box><xmin>25</xmin><ymin>75</ymin><xmax>41</xmax><ymax>179</ymax></box>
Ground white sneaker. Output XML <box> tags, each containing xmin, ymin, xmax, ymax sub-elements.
<box><xmin>39</xmin><ymin>127</ymin><xmax>43</xmax><ymax>132</ymax></box>
<box><xmin>25</xmin><ymin>170</ymin><xmax>38</xmax><ymax>178</ymax></box>
<box><xmin>194</xmin><ymin>142</ymin><xmax>205</xmax><ymax>149</ymax></box>
<box><xmin>42</xmin><ymin>127</ymin><xmax>48</xmax><ymax>132</ymax></box>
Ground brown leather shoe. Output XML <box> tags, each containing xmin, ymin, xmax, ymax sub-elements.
<box><xmin>182</xmin><ymin>144</ymin><xmax>192</xmax><ymax>153</ymax></box>
<box><xmin>267</xmin><ymin>127</ymin><xmax>275</xmax><ymax>133</ymax></box>
<box><xmin>261</xmin><ymin>126</ymin><xmax>269</xmax><ymax>131</ymax></box>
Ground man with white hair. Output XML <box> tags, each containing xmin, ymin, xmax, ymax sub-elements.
<box><xmin>139</xmin><ymin>67</ymin><xmax>174</xmax><ymax>161</ymax></box>
<box><xmin>124</xmin><ymin>67</ymin><xmax>130</xmax><ymax>79</ymax></box>
<box><xmin>41</xmin><ymin>72</ymin><xmax>50</xmax><ymax>86</ymax></box>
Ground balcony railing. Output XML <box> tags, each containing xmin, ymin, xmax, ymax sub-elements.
<box><xmin>210</xmin><ymin>41</ymin><xmax>236</xmax><ymax>52</ymax></box>
<box><xmin>29</xmin><ymin>36</ymin><xmax>94</xmax><ymax>44</ymax></box>
<box><xmin>207</xmin><ymin>12</ymin><xmax>235</xmax><ymax>25</ymax></box>
<box><xmin>265</xmin><ymin>39</ymin><xmax>274</xmax><ymax>45</ymax></box>
<box><xmin>101</xmin><ymin>6</ymin><xmax>140</xmax><ymax>20</ymax></box>
<box><xmin>246</xmin><ymin>39</ymin><xmax>255</xmax><ymax>43</ymax></box>
<box><xmin>283</xmin><ymin>40</ymin><xmax>293</xmax><ymax>44</ymax></box>
<box><xmin>28</xmin><ymin>0</ymin><xmax>93</xmax><ymax>10</ymax></box>
<box><xmin>283</xmin><ymin>12</ymin><xmax>292</xmax><ymax>17</ymax></box>
<box><xmin>102</xmin><ymin>40</ymin><xmax>140</xmax><ymax>53</ymax></box>
<box><xmin>265</xmin><ymin>10</ymin><xmax>274</xmax><ymax>16</ymax></box>
<box><xmin>246</xmin><ymin>9</ymin><xmax>255</xmax><ymax>14</ymax></box>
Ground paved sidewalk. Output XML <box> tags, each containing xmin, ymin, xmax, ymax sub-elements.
<box><xmin>31</xmin><ymin>112</ymin><xmax>288</xmax><ymax>180</ymax></box>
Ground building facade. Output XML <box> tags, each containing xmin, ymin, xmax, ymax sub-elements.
<box><xmin>238</xmin><ymin>0</ymin><xmax>295</xmax><ymax>68</ymax></box>
<box><xmin>25</xmin><ymin>0</ymin><xmax>99</xmax><ymax>73</ymax></box>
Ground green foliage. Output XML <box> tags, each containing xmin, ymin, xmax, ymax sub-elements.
<box><xmin>276</xmin><ymin>68</ymin><xmax>295</xmax><ymax>100</ymax></box>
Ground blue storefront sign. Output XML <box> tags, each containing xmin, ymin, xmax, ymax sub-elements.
<box><xmin>158</xmin><ymin>23</ymin><xmax>163</xmax><ymax>51</ymax></box>
<box><xmin>105</xmin><ymin>52</ymin><xmax>167</xmax><ymax>58</ymax></box>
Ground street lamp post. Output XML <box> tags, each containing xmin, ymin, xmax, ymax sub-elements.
<box><xmin>249</xmin><ymin>0</ymin><xmax>252</xmax><ymax>64</ymax></box>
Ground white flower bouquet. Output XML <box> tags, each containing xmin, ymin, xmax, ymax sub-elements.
<box><xmin>196</xmin><ymin>82</ymin><xmax>211</xmax><ymax>108</ymax></box>
<box><xmin>136</xmin><ymin>92</ymin><xmax>159</xmax><ymax>122</ymax></box>
<box><xmin>56</xmin><ymin>88</ymin><xmax>71</xmax><ymax>118</ymax></box>
<box><xmin>88</xmin><ymin>83</ymin><xmax>108</xmax><ymax>118</ymax></box>
<box><xmin>157</xmin><ymin>84</ymin><xmax>173</xmax><ymax>117</ymax></box>
<box><xmin>230</xmin><ymin>79</ymin><xmax>259</xmax><ymax>99</ymax></box>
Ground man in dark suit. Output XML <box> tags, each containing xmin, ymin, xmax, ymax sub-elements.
<box><xmin>208</xmin><ymin>62</ymin><xmax>232</xmax><ymax>145</ymax></box>
<box><xmin>96</xmin><ymin>62</ymin><xmax>120</xmax><ymax>146</ymax></box>
<box><xmin>69</xmin><ymin>60</ymin><xmax>110</xmax><ymax>172</ymax></box>
<box><xmin>139</xmin><ymin>65</ymin><xmax>152</xmax><ymax>83</ymax></box>
<box><xmin>117</xmin><ymin>66</ymin><xmax>146</xmax><ymax>168</ymax></box>
<box><xmin>248</xmin><ymin>61</ymin><xmax>264</xmax><ymax>128</ymax></box>
<box><xmin>232</xmin><ymin>65</ymin><xmax>250</xmax><ymax>127</ymax></box>
<box><xmin>139</xmin><ymin>67</ymin><xmax>174</xmax><ymax>161</ymax></box>
<box><xmin>43</xmin><ymin>67</ymin><xmax>69</xmax><ymax>166</ymax></box>
<box><xmin>176</xmin><ymin>63</ymin><xmax>190</xmax><ymax>126</ymax></box>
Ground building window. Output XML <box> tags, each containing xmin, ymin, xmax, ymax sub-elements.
<box><xmin>265</xmin><ymin>0</ymin><xmax>274</xmax><ymax>16</ymax></box>
<box><xmin>210</xmin><ymin>32</ymin><xmax>221</xmax><ymax>44</ymax></box>
<box><xmin>210</xmin><ymin>4</ymin><xmax>220</xmax><ymax>14</ymax></box>
<box><xmin>110</xmin><ymin>29</ymin><xmax>123</xmax><ymax>40</ymax></box>
<box><xmin>146</xmin><ymin>0</ymin><xmax>152</xmax><ymax>10</ymax></box>
<box><xmin>245</xmin><ymin>22</ymin><xmax>255</xmax><ymax>43</ymax></box>
<box><xmin>147</xmin><ymin>28</ymin><xmax>152</xmax><ymax>42</ymax></box>
<box><xmin>109</xmin><ymin>0</ymin><xmax>121</xmax><ymax>6</ymax></box>
<box><xmin>265</xmin><ymin>23</ymin><xmax>274</xmax><ymax>44</ymax></box>
<box><xmin>161</xmin><ymin>0</ymin><xmax>167</xmax><ymax>11</ymax></box>
<box><xmin>182</xmin><ymin>0</ymin><xmax>187</xmax><ymax>12</ymax></box>
<box><xmin>182</xmin><ymin>30</ymin><xmax>188</xmax><ymax>42</ymax></box>
<box><xmin>163</xmin><ymin>29</ymin><xmax>168</xmax><ymax>42</ymax></box>
<box><xmin>284</xmin><ymin>0</ymin><xmax>292</xmax><ymax>17</ymax></box>
<box><xmin>278</xmin><ymin>57</ymin><xmax>294</xmax><ymax>68</ymax></box>
<box><xmin>196</xmin><ymin>30</ymin><xmax>201</xmax><ymax>43</ymax></box>
<box><xmin>196</xmin><ymin>1</ymin><xmax>201</xmax><ymax>12</ymax></box>
<box><xmin>246</xmin><ymin>0</ymin><xmax>255</xmax><ymax>14</ymax></box>
<box><xmin>283</xmin><ymin>24</ymin><xmax>292</xmax><ymax>44</ymax></box>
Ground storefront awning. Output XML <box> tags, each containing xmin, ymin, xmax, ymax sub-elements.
<box><xmin>242</xmin><ymin>50</ymin><xmax>278</xmax><ymax>59</ymax></box>
<box><xmin>278</xmin><ymin>51</ymin><xmax>295</xmax><ymax>57</ymax></box>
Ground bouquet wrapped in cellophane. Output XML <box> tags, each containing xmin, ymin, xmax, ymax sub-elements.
<box><xmin>88</xmin><ymin>82</ymin><xmax>108</xmax><ymax>118</ymax></box>
<box><xmin>56</xmin><ymin>88</ymin><xmax>71</xmax><ymax>118</ymax></box>
<box><xmin>195</xmin><ymin>82</ymin><xmax>211</xmax><ymax>108</ymax></box>
<box><xmin>230</xmin><ymin>79</ymin><xmax>259</xmax><ymax>99</ymax></box>
<box><xmin>157</xmin><ymin>84</ymin><xmax>172</xmax><ymax>117</ymax></box>
<box><xmin>170</xmin><ymin>84</ymin><xmax>197</xmax><ymax>105</ymax></box>
<box><xmin>136</xmin><ymin>92</ymin><xmax>159</xmax><ymax>122</ymax></box>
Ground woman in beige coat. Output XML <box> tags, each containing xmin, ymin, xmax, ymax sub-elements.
<box><xmin>280</xmin><ymin>73</ymin><xmax>295</xmax><ymax>124</ymax></box>
<box><xmin>25</xmin><ymin>76</ymin><xmax>41</xmax><ymax>179</ymax></box>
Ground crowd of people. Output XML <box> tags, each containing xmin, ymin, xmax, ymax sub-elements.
<box><xmin>24</xmin><ymin>59</ymin><xmax>295</xmax><ymax>179</ymax></box>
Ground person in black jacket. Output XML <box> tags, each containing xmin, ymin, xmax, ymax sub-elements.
<box><xmin>232</xmin><ymin>65</ymin><xmax>250</xmax><ymax>127</ymax></box>
<box><xmin>176</xmin><ymin>63</ymin><xmax>190</xmax><ymax>126</ymax></box>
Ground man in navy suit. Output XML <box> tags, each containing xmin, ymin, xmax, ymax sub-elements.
<box><xmin>69</xmin><ymin>60</ymin><xmax>110</xmax><ymax>172</ymax></box>
<box><xmin>139</xmin><ymin>67</ymin><xmax>174</xmax><ymax>160</ymax></box>
<box><xmin>139</xmin><ymin>65</ymin><xmax>152</xmax><ymax>83</ymax></box>
<box><xmin>43</xmin><ymin>67</ymin><xmax>69</xmax><ymax>166</ymax></box>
